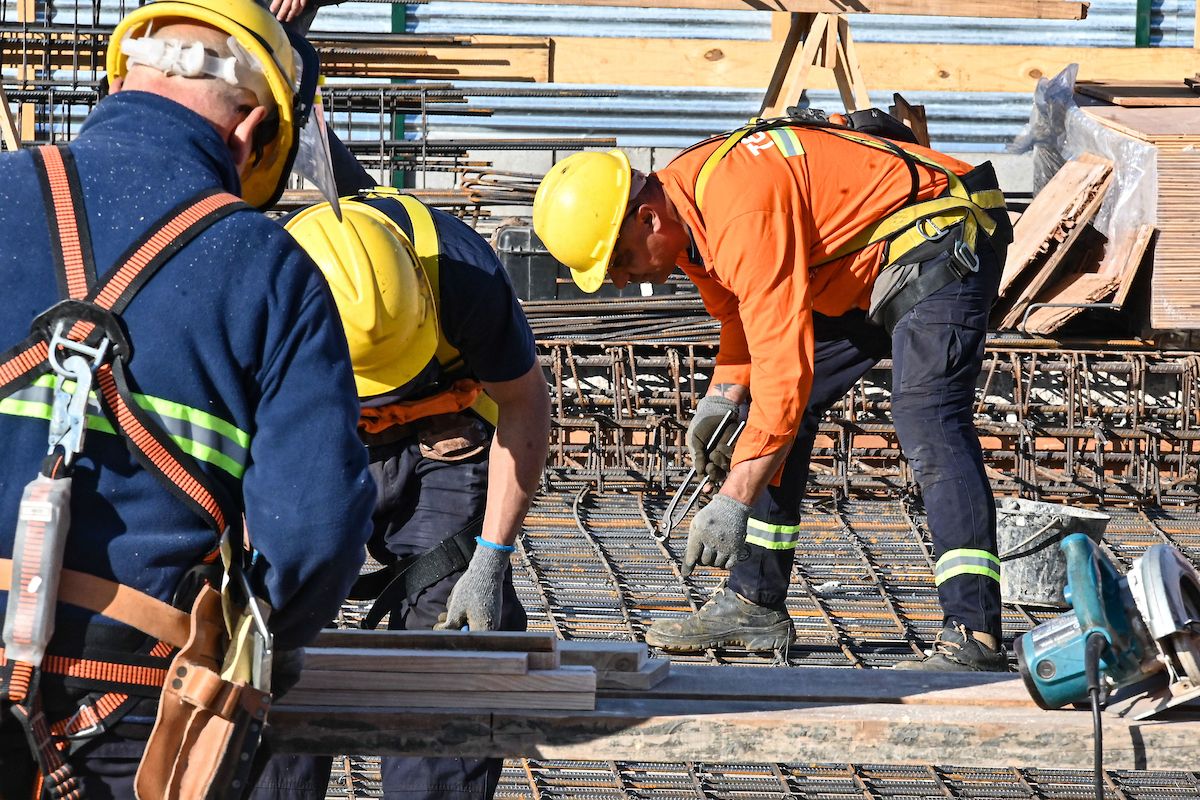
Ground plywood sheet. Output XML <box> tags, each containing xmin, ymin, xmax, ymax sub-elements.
<box><xmin>1076</xmin><ymin>81</ymin><xmax>1200</xmax><ymax>108</ymax></box>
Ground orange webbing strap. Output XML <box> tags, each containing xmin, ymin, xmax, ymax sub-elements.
<box><xmin>32</xmin><ymin>145</ymin><xmax>95</xmax><ymax>301</ymax></box>
<box><xmin>359</xmin><ymin>379</ymin><xmax>485</xmax><ymax>434</ymax></box>
<box><xmin>0</xmin><ymin>558</ymin><xmax>191</xmax><ymax>650</ymax></box>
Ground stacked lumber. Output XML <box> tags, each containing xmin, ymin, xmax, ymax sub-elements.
<box><xmin>991</xmin><ymin>152</ymin><xmax>1152</xmax><ymax>334</ymax></box>
<box><xmin>288</xmin><ymin>630</ymin><xmax>668</xmax><ymax>711</ymax></box>
<box><xmin>1079</xmin><ymin>96</ymin><xmax>1200</xmax><ymax>330</ymax></box>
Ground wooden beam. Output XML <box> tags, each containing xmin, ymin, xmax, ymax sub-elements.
<box><xmin>547</xmin><ymin>39</ymin><xmax>1200</xmax><ymax>94</ymax></box>
<box><xmin>269</xmin><ymin>665</ymin><xmax>1200</xmax><ymax>770</ymax></box>
<box><xmin>446</xmin><ymin>0</ymin><xmax>1089</xmax><ymax>20</ymax></box>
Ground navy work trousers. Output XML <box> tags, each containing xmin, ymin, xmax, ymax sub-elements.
<box><xmin>252</xmin><ymin>431</ymin><xmax>526</xmax><ymax>800</ymax></box>
<box><xmin>727</xmin><ymin>246</ymin><xmax>1004</xmax><ymax>642</ymax></box>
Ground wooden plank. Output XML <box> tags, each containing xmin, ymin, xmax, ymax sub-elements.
<box><xmin>998</xmin><ymin>153</ymin><xmax>1113</xmax><ymax>299</ymax></box>
<box><xmin>442</xmin><ymin>0</ymin><xmax>1088</xmax><ymax>19</ymax></box>
<box><xmin>527</xmin><ymin>650</ymin><xmax>562</xmax><ymax>670</ymax></box>
<box><xmin>889</xmin><ymin>92</ymin><xmax>930</xmax><ymax>147</ymax></box>
<box><xmin>294</xmin><ymin>666</ymin><xmax>596</xmax><ymax>694</ymax></box>
<box><xmin>312</xmin><ymin>628</ymin><xmax>558</xmax><ymax>653</ymax></box>
<box><xmin>596</xmin><ymin>658</ymin><xmax>671</xmax><ymax>691</ymax></box>
<box><xmin>547</xmin><ymin>40</ymin><xmax>1197</xmax><ymax>94</ymax></box>
<box><xmin>998</xmin><ymin>164</ymin><xmax>1112</xmax><ymax>330</ymax></box>
<box><xmin>303</xmin><ymin>647</ymin><xmax>531</xmax><ymax>674</ymax></box>
<box><xmin>559</xmin><ymin>640</ymin><xmax>648</xmax><ymax>672</ymax></box>
<box><xmin>1112</xmin><ymin>225</ymin><xmax>1156</xmax><ymax>307</ymax></box>
<box><xmin>1020</xmin><ymin>272</ymin><xmax>1119</xmax><ymax>334</ymax></box>
<box><xmin>1076</xmin><ymin>80</ymin><xmax>1200</xmax><ymax>108</ymax></box>
<box><xmin>1080</xmin><ymin>104</ymin><xmax>1200</xmax><ymax>140</ymax></box>
<box><xmin>283</xmin><ymin>687</ymin><xmax>595</xmax><ymax>711</ymax></box>
<box><xmin>0</xmin><ymin>83</ymin><xmax>19</xmax><ymax>151</ymax></box>
<box><xmin>269</xmin><ymin>666</ymin><xmax>1200</xmax><ymax>770</ymax></box>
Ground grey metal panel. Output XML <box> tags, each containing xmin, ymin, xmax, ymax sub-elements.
<box><xmin>405</xmin><ymin>0</ymin><xmax>1197</xmax><ymax>47</ymax></box>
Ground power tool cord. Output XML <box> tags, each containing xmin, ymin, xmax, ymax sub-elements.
<box><xmin>1084</xmin><ymin>631</ymin><xmax>1108</xmax><ymax>800</ymax></box>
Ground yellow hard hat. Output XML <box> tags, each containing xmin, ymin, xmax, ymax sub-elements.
<box><xmin>285</xmin><ymin>199</ymin><xmax>438</xmax><ymax>398</ymax></box>
<box><xmin>107</xmin><ymin>0</ymin><xmax>320</xmax><ymax>209</ymax></box>
<box><xmin>533</xmin><ymin>150</ymin><xmax>633</xmax><ymax>294</ymax></box>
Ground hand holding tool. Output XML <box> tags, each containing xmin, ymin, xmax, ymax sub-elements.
<box><xmin>682</xmin><ymin>493</ymin><xmax>752</xmax><ymax>577</ymax></box>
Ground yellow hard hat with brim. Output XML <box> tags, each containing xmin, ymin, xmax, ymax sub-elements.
<box><xmin>286</xmin><ymin>200</ymin><xmax>438</xmax><ymax>398</ymax></box>
<box><xmin>533</xmin><ymin>149</ymin><xmax>633</xmax><ymax>293</ymax></box>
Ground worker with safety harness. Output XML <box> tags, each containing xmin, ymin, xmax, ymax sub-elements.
<box><xmin>0</xmin><ymin>0</ymin><xmax>375</xmax><ymax>794</ymax></box>
<box><xmin>534</xmin><ymin>110</ymin><xmax>1013</xmax><ymax>671</ymax></box>
<box><xmin>259</xmin><ymin>188</ymin><xmax>550</xmax><ymax>799</ymax></box>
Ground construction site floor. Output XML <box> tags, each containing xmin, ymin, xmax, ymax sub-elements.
<box><xmin>325</xmin><ymin>491</ymin><xmax>1200</xmax><ymax>799</ymax></box>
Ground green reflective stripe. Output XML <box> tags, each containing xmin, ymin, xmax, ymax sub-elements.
<box><xmin>745</xmin><ymin>518</ymin><xmax>800</xmax><ymax>550</ymax></box>
<box><xmin>935</xmin><ymin>549</ymin><xmax>1002</xmax><ymax>586</ymax></box>
<box><xmin>936</xmin><ymin>564</ymin><xmax>1002</xmax><ymax>586</ymax></box>
<box><xmin>4</xmin><ymin>379</ymin><xmax>248</xmax><ymax>479</ymax></box>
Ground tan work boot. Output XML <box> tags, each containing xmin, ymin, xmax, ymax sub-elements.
<box><xmin>645</xmin><ymin>584</ymin><xmax>795</xmax><ymax>653</ymax></box>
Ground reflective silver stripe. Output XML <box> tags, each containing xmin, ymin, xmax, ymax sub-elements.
<box><xmin>934</xmin><ymin>549</ymin><xmax>1001</xmax><ymax>586</ymax></box>
<box><xmin>1</xmin><ymin>379</ymin><xmax>249</xmax><ymax>479</ymax></box>
<box><xmin>744</xmin><ymin>518</ymin><xmax>801</xmax><ymax>551</ymax></box>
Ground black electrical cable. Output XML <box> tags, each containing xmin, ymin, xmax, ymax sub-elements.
<box><xmin>1084</xmin><ymin>632</ymin><xmax>1109</xmax><ymax>800</ymax></box>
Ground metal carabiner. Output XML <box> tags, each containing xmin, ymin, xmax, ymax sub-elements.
<box><xmin>916</xmin><ymin>216</ymin><xmax>951</xmax><ymax>243</ymax></box>
<box><xmin>46</xmin><ymin>320</ymin><xmax>111</xmax><ymax>465</ymax></box>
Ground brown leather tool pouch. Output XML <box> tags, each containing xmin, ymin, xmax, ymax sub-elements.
<box><xmin>416</xmin><ymin>412</ymin><xmax>490</xmax><ymax>462</ymax></box>
<box><xmin>135</xmin><ymin>585</ymin><xmax>271</xmax><ymax>799</ymax></box>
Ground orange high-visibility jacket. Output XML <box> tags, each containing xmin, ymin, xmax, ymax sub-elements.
<box><xmin>657</xmin><ymin>127</ymin><xmax>974</xmax><ymax>469</ymax></box>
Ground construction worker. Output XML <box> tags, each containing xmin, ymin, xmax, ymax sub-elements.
<box><xmin>534</xmin><ymin>114</ymin><xmax>1013</xmax><ymax>671</ymax></box>
<box><xmin>0</xmin><ymin>0</ymin><xmax>374</xmax><ymax>794</ymax></box>
<box><xmin>254</xmin><ymin>189</ymin><xmax>550</xmax><ymax>799</ymax></box>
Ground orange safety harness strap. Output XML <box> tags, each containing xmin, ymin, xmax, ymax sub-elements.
<box><xmin>0</xmin><ymin>146</ymin><xmax>250</xmax><ymax>794</ymax></box>
<box><xmin>358</xmin><ymin>378</ymin><xmax>484</xmax><ymax>434</ymax></box>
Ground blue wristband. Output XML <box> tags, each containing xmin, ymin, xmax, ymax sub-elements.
<box><xmin>475</xmin><ymin>535</ymin><xmax>515</xmax><ymax>553</ymax></box>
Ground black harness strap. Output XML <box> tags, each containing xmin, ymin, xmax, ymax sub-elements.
<box><xmin>351</xmin><ymin>517</ymin><xmax>483</xmax><ymax>631</ymax></box>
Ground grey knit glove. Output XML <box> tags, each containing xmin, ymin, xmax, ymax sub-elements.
<box><xmin>434</xmin><ymin>542</ymin><xmax>510</xmax><ymax>631</ymax></box>
<box><xmin>682</xmin><ymin>493</ymin><xmax>752</xmax><ymax>576</ymax></box>
<box><xmin>686</xmin><ymin>396</ymin><xmax>741</xmax><ymax>481</ymax></box>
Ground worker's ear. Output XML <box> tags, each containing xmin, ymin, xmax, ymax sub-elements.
<box><xmin>228</xmin><ymin>105</ymin><xmax>269</xmax><ymax>171</ymax></box>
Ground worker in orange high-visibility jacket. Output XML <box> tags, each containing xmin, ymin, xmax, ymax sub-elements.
<box><xmin>535</xmin><ymin>115</ymin><xmax>1013</xmax><ymax>671</ymax></box>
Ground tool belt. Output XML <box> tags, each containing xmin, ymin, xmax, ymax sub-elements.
<box><xmin>349</xmin><ymin>516</ymin><xmax>483</xmax><ymax>630</ymax></box>
<box><xmin>868</xmin><ymin>161</ymin><xmax>1012</xmax><ymax>333</ymax></box>
<box><xmin>0</xmin><ymin>145</ymin><xmax>272</xmax><ymax>799</ymax></box>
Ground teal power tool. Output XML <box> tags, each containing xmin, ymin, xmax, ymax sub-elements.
<box><xmin>1017</xmin><ymin>533</ymin><xmax>1200</xmax><ymax>799</ymax></box>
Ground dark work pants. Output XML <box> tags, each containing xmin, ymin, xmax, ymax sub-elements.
<box><xmin>728</xmin><ymin>246</ymin><xmax>1004</xmax><ymax>642</ymax></box>
<box><xmin>253</xmin><ymin>436</ymin><xmax>526</xmax><ymax>800</ymax></box>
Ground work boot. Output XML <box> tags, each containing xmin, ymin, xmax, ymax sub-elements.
<box><xmin>644</xmin><ymin>584</ymin><xmax>795</xmax><ymax>653</ymax></box>
<box><xmin>894</xmin><ymin>622</ymin><xmax>1008</xmax><ymax>672</ymax></box>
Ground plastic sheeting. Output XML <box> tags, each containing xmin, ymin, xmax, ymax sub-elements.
<box><xmin>1008</xmin><ymin>64</ymin><xmax>1157</xmax><ymax>245</ymax></box>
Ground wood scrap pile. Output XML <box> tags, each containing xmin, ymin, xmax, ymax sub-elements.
<box><xmin>288</xmin><ymin>630</ymin><xmax>668</xmax><ymax>712</ymax></box>
<box><xmin>991</xmin><ymin>151</ymin><xmax>1152</xmax><ymax>335</ymax></box>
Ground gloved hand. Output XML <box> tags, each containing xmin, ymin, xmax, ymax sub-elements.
<box><xmin>686</xmin><ymin>395</ymin><xmax>742</xmax><ymax>481</ymax></box>
<box><xmin>433</xmin><ymin>541</ymin><xmax>509</xmax><ymax>631</ymax></box>
<box><xmin>682</xmin><ymin>493</ymin><xmax>752</xmax><ymax>576</ymax></box>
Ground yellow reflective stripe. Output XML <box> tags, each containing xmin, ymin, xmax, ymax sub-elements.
<box><xmin>936</xmin><ymin>549</ymin><xmax>1000</xmax><ymax>570</ymax></box>
<box><xmin>745</xmin><ymin>517</ymin><xmax>801</xmax><ymax>550</ymax></box>
<box><xmin>136</xmin><ymin>394</ymin><xmax>249</xmax><ymax>449</ymax></box>
<box><xmin>6</xmin><ymin>376</ymin><xmax>248</xmax><ymax>479</ymax></box>
<box><xmin>0</xmin><ymin>395</ymin><xmax>116</xmax><ymax>434</ymax></box>
<box><xmin>936</xmin><ymin>564</ymin><xmax>1002</xmax><ymax>586</ymax></box>
<box><xmin>747</xmin><ymin>518</ymin><xmax>801</xmax><ymax>534</ymax></box>
<box><xmin>695</xmin><ymin>123</ymin><xmax>756</xmax><ymax>208</ymax></box>
<box><xmin>767</xmin><ymin>127</ymin><xmax>804</xmax><ymax>158</ymax></box>
<box><xmin>935</xmin><ymin>549</ymin><xmax>1001</xmax><ymax>586</ymax></box>
<box><xmin>172</xmin><ymin>435</ymin><xmax>244</xmax><ymax>479</ymax></box>
<box><xmin>745</xmin><ymin>532</ymin><xmax>799</xmax><ymax>551</ymax></box>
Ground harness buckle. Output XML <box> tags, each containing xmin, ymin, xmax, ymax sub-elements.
<box><xmin>47</xmin><ymin>321</ymin><xmax>110</xmax><ymax>464</ymax></box>
<box><xmin>62</xmin><ymin>703</ymin><xmax>108</xmax><ymax>741</ymax></box>
<box><xmin>949</xmin><ymin>238</ymin><xmax>980</xmax><ymax>279</ymax></box>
